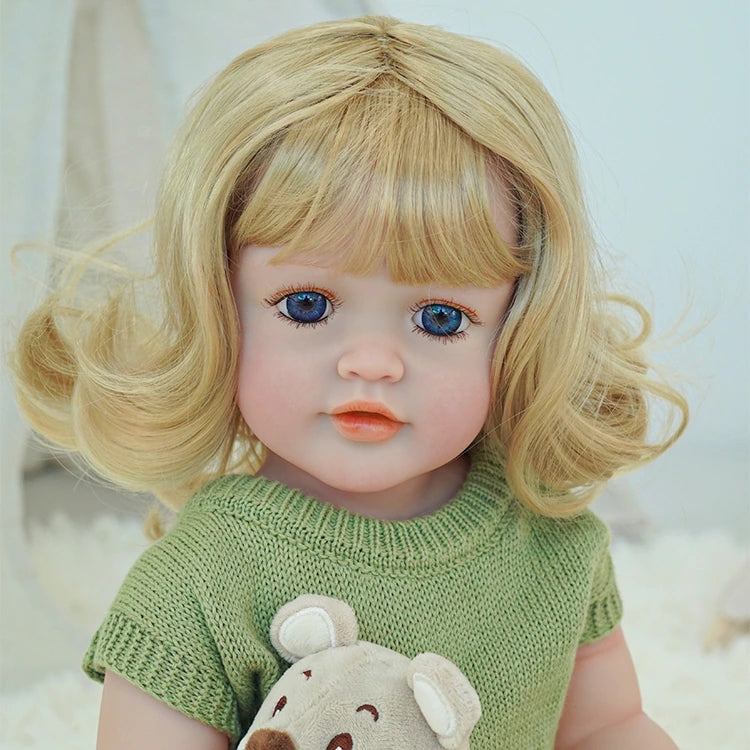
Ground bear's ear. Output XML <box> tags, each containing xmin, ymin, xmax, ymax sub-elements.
<box><xmin>270</xmin><ymin>595</ymin><xmax>359</xmax><ymax>663</ymax></box>
<box><xmin>407</xmin><ymin>653</ymin><xmax>482</xmax><ymax>750</ymax></box>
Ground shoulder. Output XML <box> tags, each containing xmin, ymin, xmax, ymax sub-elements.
<box><xmin>516</xmin><ymin>504</ymin><xmax>611</xmax><ymax>557</ymax></box>
<box><xmin>166</xmin><ymin>472</ymin><xmax>273</xmax><ymax>548</ymax></box>
<box><xmin>104</xmin><ymin>474</ymin><xmax>262</xmax><ymax>604</ymax></box>
<box><xmin>467</xmin><ymin>447</ymin><xmax>609</xmax><ymax>554</ymax></box>
<box><xmin>179</xmin><ymin>472</ymin><xmax>261</xmax><ymax>519</ymax></box>
<box><xmin>504</xmin><ymin>505</ymin><xmax>615</xmax><ymax>606</ymax></box>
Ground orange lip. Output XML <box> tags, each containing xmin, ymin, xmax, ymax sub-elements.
<box><xmin>330</xmin><ymin>401</ymin><xmax>404</xmax><ymax>443</ymax></box>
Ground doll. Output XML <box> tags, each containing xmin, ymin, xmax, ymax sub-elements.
<box><xmin>12</xmin><ymin>15</ymin><xmax>687</xmax><ymax>750</ymax></box>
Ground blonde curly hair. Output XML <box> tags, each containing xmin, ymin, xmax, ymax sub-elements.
<box><xmin>12</xmin><ymin>16</ymin><xmax>687</xmax><ymax>516</ymax></box>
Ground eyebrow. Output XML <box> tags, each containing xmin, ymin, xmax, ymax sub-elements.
<box><xmin>356</xmin><ymin>704</ymin><xmax>379</xmax><ymax>721</ymax></box>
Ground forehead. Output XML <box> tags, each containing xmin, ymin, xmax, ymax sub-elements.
<box><xmin>235</xmin><ymin>244</ymin><xmax>510</xmax><ymax>298</ymax></box>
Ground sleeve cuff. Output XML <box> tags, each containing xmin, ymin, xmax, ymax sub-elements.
<box><xmin>579</xmin><ymin>582</ymin><xmax>623</xmax><ymax>644</ymax></box>
<box><xmin>83</xmin><ymin>611</ymin><xmax>241</xmax><ymax>741</ymax></box>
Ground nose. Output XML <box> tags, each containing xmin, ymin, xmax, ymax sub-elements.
<box><xmin>336</xmin><ymin>338</ymin><xmax>405</xmax><ymax>382</ymax></box>
<box><xmin>242</xmin><ymin>728</ymin><xmax>296</xmax><ymax>750</ymax></box>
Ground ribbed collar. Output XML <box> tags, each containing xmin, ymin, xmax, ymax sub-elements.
<box><xmin>183</xmin><ymin>446</ymin><xmax>514</xmax><ymax>571</ymax></box>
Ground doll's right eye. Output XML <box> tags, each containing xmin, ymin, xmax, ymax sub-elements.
<box><xmin>265</xmin><ymin>287</ymin><xmax>339</xmax><ymax>326</ymax></box>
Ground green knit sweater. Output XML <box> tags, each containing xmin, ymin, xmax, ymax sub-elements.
<box><xmin>83</xmin><ymin>450</ymin><xmax>621</xmax><ymax>748</ymax></box>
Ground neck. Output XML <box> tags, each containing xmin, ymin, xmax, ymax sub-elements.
<box><xmin>257</xmin><ymin>452</ymin><xmax>469</xmax><ymax>521</ymax></box>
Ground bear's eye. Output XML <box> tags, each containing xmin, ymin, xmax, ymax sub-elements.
<box><xmin>272</xmin><ymin>696</ymin><xmax>287</xmax><ymax>717</ymax></box>
<box><xmin>327</xmin><ymin>733</ymin><xmax>353</xmax><ymax>750</ymax></box>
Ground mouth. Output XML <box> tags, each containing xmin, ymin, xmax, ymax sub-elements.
<box><xmin>330</xmin><ymin>401</ymin><xmax>404</xmax><ymax>443</ymax></box>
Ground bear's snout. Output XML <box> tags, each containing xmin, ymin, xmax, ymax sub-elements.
<box><xmin>243</xmin><ymin>728</ymin><xmax>296</xmax><ymax>750</ymax></box>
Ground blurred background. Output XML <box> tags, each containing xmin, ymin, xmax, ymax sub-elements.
<box><xmin>1</xmin><ymin>0</ymin><xmax>748</xmax><ymax>746</ymax></box>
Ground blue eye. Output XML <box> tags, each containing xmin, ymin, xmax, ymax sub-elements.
<box><xmin>412</xmin><ymin>303</ymin><xmax>470</xmax><ymax>337</ymax></box>
<box><xmin>277</xmin><ymin>291</ymin><xmax>332</xmax><ymax>324</ymax></box>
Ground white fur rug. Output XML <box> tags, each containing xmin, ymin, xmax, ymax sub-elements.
<box><xmin>1</xmin><ymin>515</ymin><xmax>748</xmax><ymax>749</ymax></box>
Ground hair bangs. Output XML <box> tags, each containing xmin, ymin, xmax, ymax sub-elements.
<box><xmin>230</xmin><ymin>75</ymin><xmax>530</xmax><ymax>287</ymax></box>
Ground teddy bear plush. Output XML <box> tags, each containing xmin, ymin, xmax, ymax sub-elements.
<box><xmin>238</xmin><ymin>595</ymin><xmax>481</xmax><ymax>750</ymax></box>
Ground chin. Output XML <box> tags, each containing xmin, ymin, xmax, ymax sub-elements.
<box><xmin>314</xmin><ymin>469</ymin><xmax>406</xmax><ymax>496</ymax></box>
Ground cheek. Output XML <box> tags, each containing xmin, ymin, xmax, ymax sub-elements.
<box><xmin>235</xmin><ymin>331</ymin><xmax>309</xmax><ymax>435</ymax></box>
<box><xmin>420</xmin><ymin>359</ymin><xmax>492</xmax><ymax>440</ymax></box>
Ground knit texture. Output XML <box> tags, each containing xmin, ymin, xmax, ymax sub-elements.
<box><xmin>83</xmin><ymin>449</ymin><xmax>622</xmax><ymax>748</ymax></box>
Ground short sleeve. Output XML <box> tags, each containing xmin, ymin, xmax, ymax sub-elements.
<box><xmin>579</xmin><ymin>540</ymin><xmax>623</xmax><ymax>645</ymax></box>
<box><xmin>82</xmin><ymin>535</ymin><xmax>241</xmax><ymax>740</ymax></box>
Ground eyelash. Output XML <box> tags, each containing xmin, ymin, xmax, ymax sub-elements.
<box><xmin>263</xmin><ymin>285</ymin><xmax>341</xmax><ymax>329</ymax></box>
<box><xmin>409</xmin><ymin>299</ymin><xmax>482</xmax><ymax>344</ymax></box>
<box><xmin>411</xmin><ymin>326</ymin><xmax>467</xmax><ymax>343</ymax></box>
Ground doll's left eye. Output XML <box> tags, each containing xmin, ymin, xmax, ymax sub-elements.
<box><xmin>410</xmin><ymin>302</ymin><xmax>474</xmax><ymax>338</ymax></box>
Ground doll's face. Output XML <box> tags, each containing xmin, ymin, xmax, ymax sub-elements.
<box><xmin>232</xmin><ymin>248</ymin><xmax>515</xmax><ymax>514</ymax></box>
<box><xmin>232</xmin><ymin>183</ymin><xmax>518</xmax><ymax>515</ymax></box>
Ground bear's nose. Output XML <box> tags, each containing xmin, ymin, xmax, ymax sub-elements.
<box><xmin>243</xmin><ymin>728</ymin><xmax>296</xmax><ymax>750</ymax></box>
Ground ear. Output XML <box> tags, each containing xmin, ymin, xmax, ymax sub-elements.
<box><xmin>270</xmin><ymin>595</ymin><xmax>359</xmax><ymax>663</ymax></box>
<box><xmin>407</xmin><ymin>653</ymin><xmax>482</xmax><ymax>750</ymax></box>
